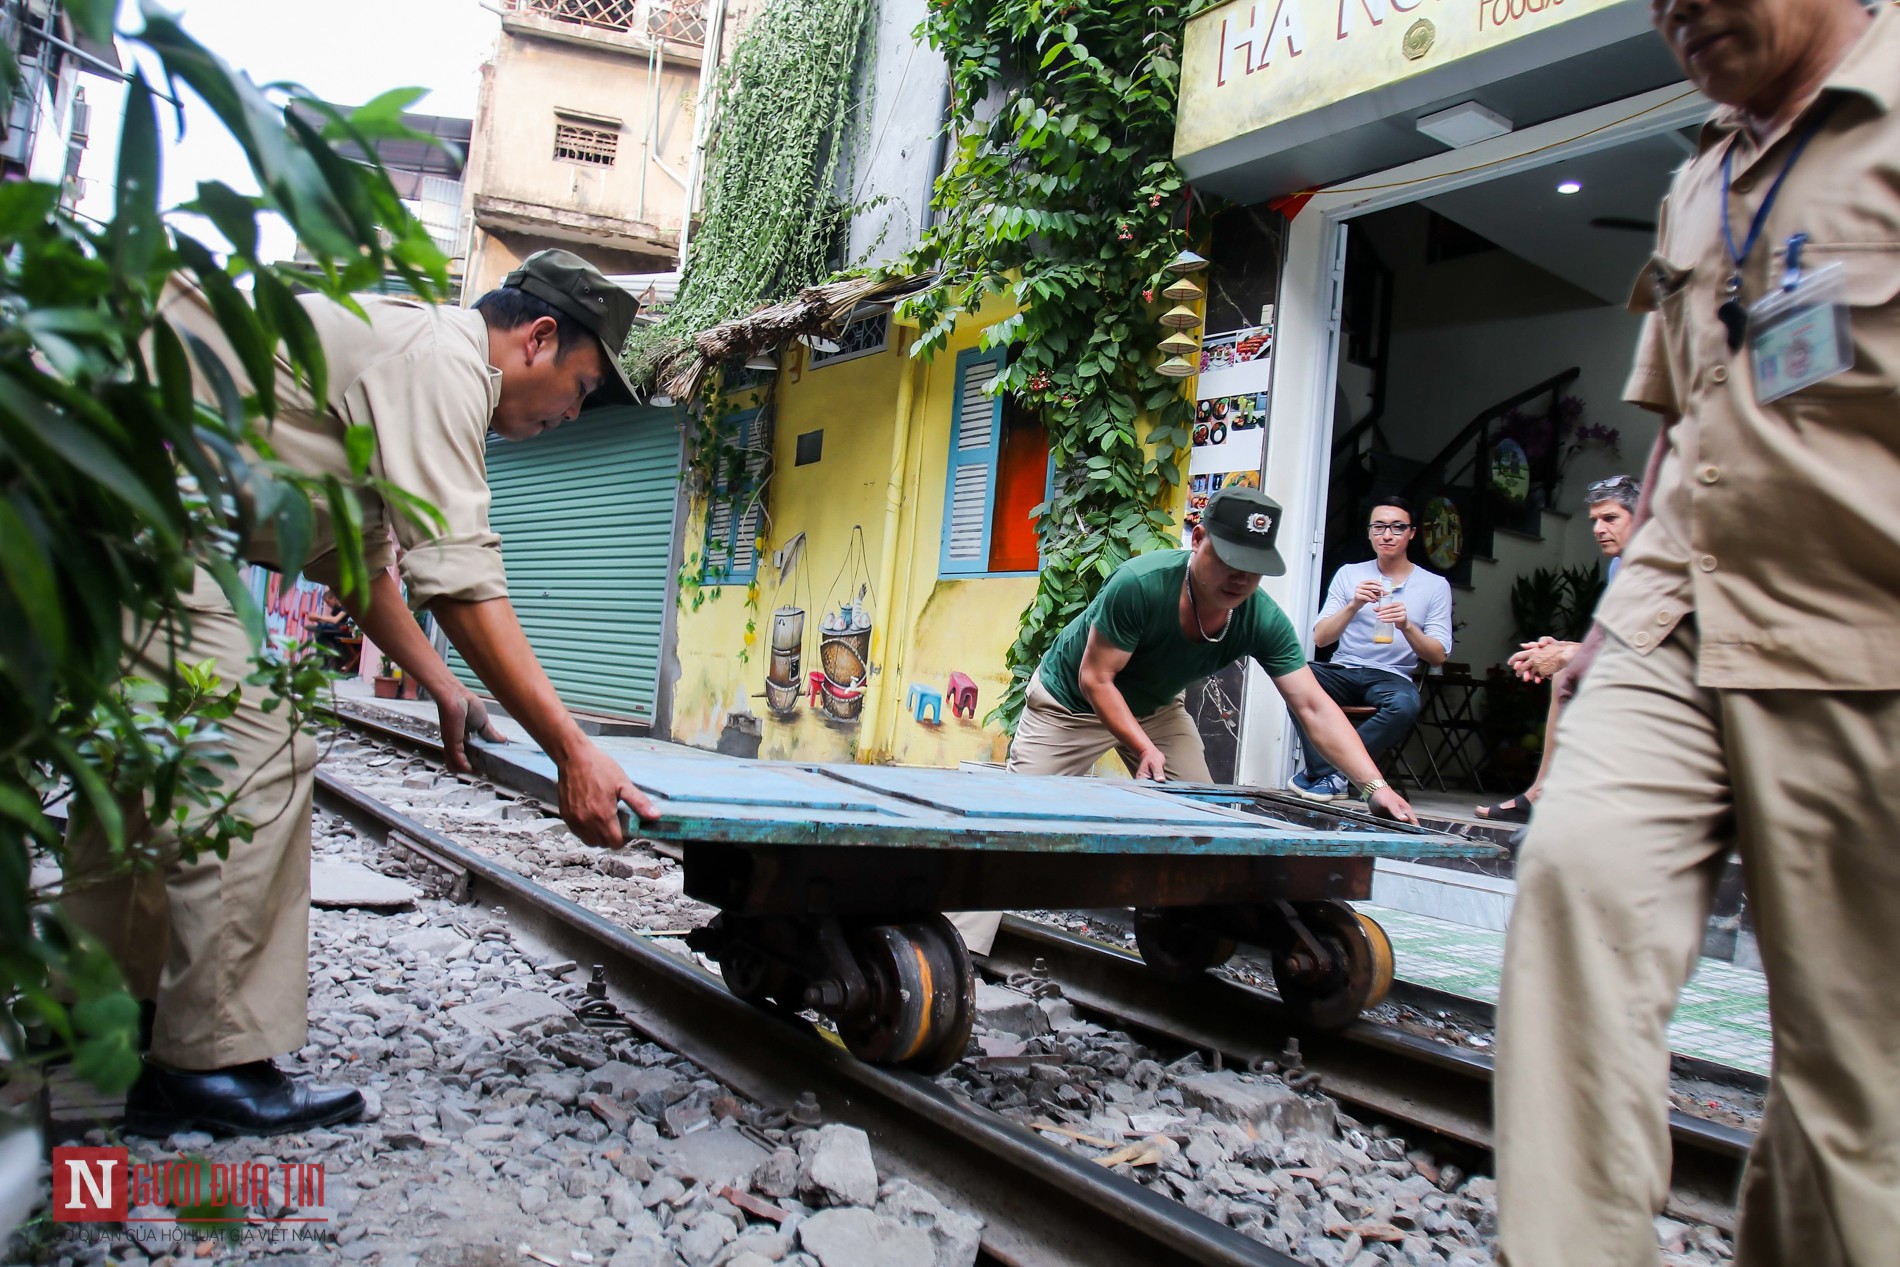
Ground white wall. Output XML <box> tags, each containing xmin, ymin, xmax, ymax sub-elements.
<box><xmin>844</xmin><ymin>0</ymin><xmax>947</xmax><ymax>267</ymax></box>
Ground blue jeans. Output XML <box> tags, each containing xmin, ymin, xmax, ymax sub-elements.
<box><xmin>1295</xmin><ymin>662</ymin><xmax>1420</xmax><ymax>780</ymax></box>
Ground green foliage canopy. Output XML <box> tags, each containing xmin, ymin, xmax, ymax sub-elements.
<box><xmin>898</xmin><ymin>0</ymin><xmax>1209</xmax><ymax>728</ymax></box>
<box><xmin>0</xmin><ymin>0</ymin><xmax>449</xmax><ymax>1091</ymax></box>
<box><xmin>627</xmin><ymin>0</ymin><xmax>874</xmax><ymax>379</ymax></box>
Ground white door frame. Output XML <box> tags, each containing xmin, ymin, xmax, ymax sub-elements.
<box><xmin>1235</xmin><ymin>81</ymin><xmax>1712</xmax><ymax>790</ymax></box>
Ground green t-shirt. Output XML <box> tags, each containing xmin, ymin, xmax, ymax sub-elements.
<box><xmin>1039</xmin><ymin>550</ymin><xmax>1307</xmax><ymax>717</ymax></box>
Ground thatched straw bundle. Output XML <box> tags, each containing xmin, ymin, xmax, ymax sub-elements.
<box><xmin>651</xmin><ymin>273</ymin><xmax>938</xmax><ymax>401</ymax></box>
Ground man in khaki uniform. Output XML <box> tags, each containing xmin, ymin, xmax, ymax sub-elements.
<box><xmin>67</xmin><ymin>250</ymin><xmax>660</xmax><ymax>1136</ymax></box>
<box><xmin>1496</xmin><ymin>0</ymin><xmax>1900</xmax><ymax>1261</ymax></box>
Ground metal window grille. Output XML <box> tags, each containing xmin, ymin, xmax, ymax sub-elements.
<box><xmin>647</xmin><ymin>0</ymin><xmax>706</xmax><ymax>45</ymax></box>
<box><xmin>554</xmin><ymin>119</ymin><xmax>619</xmax><ymax>167</ymax></box>
<box><xmin>806</xmin><ymin>312</ymin><xmax>891</xmax><ymax>369</ymax></box>
<box><xmin>516</xmin><ymin>0</ymin><xmax>641</xmax><ymax>32</ymax></box>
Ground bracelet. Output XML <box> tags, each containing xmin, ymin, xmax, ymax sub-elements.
<box><xmin>1358</xmin><ymin>778</ymin><xmax>1388</xmax><ymax>801</ymax></box>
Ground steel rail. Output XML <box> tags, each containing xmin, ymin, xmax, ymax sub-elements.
<box><xmin>983</xmin><ymin>917</ymin><xmax>1753</xmax><ymax>1230</ymax></box>
<box><xmin>311</xmin><ymin>768</ymin><xmax>1300</xmax><ymax>1267</ymax></box>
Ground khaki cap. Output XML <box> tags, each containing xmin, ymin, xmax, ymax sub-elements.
<box><xmin>500</xmin><ymin>249</ymin><xmax>641</xmax><ymax>405</ymax></box>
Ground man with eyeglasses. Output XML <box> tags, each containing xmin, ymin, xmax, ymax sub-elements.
<box><xmin>1288</xmin><ymin>497</ymin><xmax>1452</xmax><ymax>801</ymax></box>
<box><xmin>1475</xmin><ymin>474</ymin><xmax>1640</xmax><ymax>822</ymax></box>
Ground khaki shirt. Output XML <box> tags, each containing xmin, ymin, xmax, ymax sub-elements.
<box><xmin>159</xmin><ymin>285</ymin><xmax>507</xmax><ymax>610</ymax></box>
<box><xmin>1609</xmin><ymin>2</ymin><xmax>1900</xmax><ymax>689</ymax></box>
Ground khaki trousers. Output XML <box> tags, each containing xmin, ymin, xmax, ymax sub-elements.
<box><xmin>1496</xmin><ymin>624</ymin><xmax>1900</xmax><ymax>1266</ymax></box>
<box><xmin>62</xmin><ymin>570</ymin><xmax>317</xmax><ymax>1069</ymax></box>
<box><xmin>949</xmin><ymin>675</ymin><xmax>1210</xmax><ymax>955</ymax></box>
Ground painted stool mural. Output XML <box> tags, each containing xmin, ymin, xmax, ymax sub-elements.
<box><xmin>907</xmin><ymin>684</ymin><xmax>943</xmax><ymax>724</ymax></box>
<box><xmin>947</xmin><ymin>672</ymin><xmax>978</xmax><ymax>720</ymax></box>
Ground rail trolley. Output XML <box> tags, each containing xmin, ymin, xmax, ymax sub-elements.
<box><xmin>514</xmin><ymin>749</ymin><xmax>1509</xmax><ymax>1075</ymax></box>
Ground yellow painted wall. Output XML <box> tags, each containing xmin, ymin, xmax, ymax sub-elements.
<box><xmin>668</xmin><ymin>292</ymin><xmax>1194</xmax><ymax>771</ymax></box>
<box><xmin>669</xmin><ymin>344</ymin><xmax>902</xmax><ymax>760</ymax></box>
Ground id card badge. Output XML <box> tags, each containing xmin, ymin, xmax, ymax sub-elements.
<box><xmin>1749</xmin><ymin>261</ymin><xmax>1853</xmax><ymax>403</ymax></box>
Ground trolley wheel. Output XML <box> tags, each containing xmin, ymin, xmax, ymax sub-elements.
<box><xmin>837</xmin><ymin>916</ymin><xmax>975</xmax><ymax>1074</ymax></box>
<box><xmin>1271</xmin><ymin>903</ymin><xmax>1395</xmax><ymax>1029</ymax></box>
<box><xmin>1133</xmin><ymin>909</ymin><xmax>1239</xmax><ymax>984</ymax></box>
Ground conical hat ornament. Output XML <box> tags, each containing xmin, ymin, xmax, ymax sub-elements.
<box><xmin>1162</xmin><ymin>277</ymin><xmax>1204</xmax><ymax>302</ymax></box>
<box><xmin>1160</xmin><ymin>304</ymin><xmax>1203</xmax><ymax>330</ymax></box>
<box><xmin>1157</xmin><ymin>330</ymin><xmax>1200</xmax><ymax>356</ymax></box>
<box><xmin>1165</xmin><ymin>248</ymin><xmax>1209</xmax><ymax>275</ymax></box>
<box><xmin>1156</xmin><ymin>354</ymin><xmax>1197</xmax><ymax>378</ymax></box>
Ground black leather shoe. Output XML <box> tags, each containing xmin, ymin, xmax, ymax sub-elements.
<box><xmin>124</xmin><ymin>1059</ymin><xmax>364</xmax><ymax>1138</ymax></box>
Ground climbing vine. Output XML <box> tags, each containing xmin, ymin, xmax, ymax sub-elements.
<box><xmin>625</xmin><ymin>0</ymin><xmax>874</xmax><ymax>378</ymax></box>
<box><xmin>899</xmin><ymin>0</ymin><xmax>1210</xmax><ymax>729</ymax></box>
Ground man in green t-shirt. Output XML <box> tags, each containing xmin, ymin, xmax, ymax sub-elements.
<box><xmin>951</xmin><ymin>487</ymin><xmax>1419</xmax><ymax>953</ymax></box>
<box><xmin>1011</xmin><ymin>485</ymin><xmax>1418</xmax><ymax>820</ymax></box>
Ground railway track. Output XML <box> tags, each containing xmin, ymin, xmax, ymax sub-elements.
<box><xmin>321</xmin><ymin>704</ymin><xmax>1754</xmax><ymax>1242</ymax></box>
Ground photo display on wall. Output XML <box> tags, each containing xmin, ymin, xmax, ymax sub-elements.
<box><xmin>1184</xmin><ymin>324</ymin><xmax>1273</xmax><ymax>536</ymax></box>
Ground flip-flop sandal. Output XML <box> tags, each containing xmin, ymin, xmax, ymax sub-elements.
<box><xmin>1475</xmin><ymin>797</ymin><xmax>1533</xmax><ymax>823</ymax></box>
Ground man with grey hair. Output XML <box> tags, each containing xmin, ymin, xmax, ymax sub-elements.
<box><xmin>1474</xmin><ymin>473</ymin><xmax>1640</xmax><ymax>821</ymax></box>
<box><xmin>1495</xmin><ymin>0</ymin><xmax>1900</xmax><ymax>1259</ymax></box>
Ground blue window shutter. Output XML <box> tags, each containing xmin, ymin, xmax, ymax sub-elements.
<box><xmin>706</xmin><ymin>408</ymin><xmax>766</xmax><ymax>584</ymax></box>
<box><xmin>940</xmin><ymin>347</ymin><xmax>1006</xmax><ymax>576</ymax></box>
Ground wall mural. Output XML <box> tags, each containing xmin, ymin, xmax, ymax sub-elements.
<box><xmin>761</xmin><ymin>527</ymin><xmax>877</xmax><ymax>728</ymax></box>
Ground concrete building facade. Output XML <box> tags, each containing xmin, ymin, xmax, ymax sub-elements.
<box><xmin>2</xmin><ymin>0</ymin><xmax>117</xmax><ymax>211</ymax></box>
<box><xmin>459</xmin><ymin>0</ymin><xmax>735</xmax><ymax>297</ymax></box>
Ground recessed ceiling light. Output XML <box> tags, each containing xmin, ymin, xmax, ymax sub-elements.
<box><xmin>1557</xmin><ymin>180</ymin><xmax>1583</xmax><ymax>194</ymax></box>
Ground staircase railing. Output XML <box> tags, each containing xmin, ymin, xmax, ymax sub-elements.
<box><xmin>1400</xmin><ymin>366</ymin><xmax>1579</xmax><ymax>563</ymax></box>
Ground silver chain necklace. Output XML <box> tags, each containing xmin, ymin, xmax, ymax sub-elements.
<box><xmin>1184</xmin><ymin>571</ymin><xmax>1229</xmax><ymax>643</ymax></box>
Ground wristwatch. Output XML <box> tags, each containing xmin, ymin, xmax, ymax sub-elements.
<box><xmin>1358</xmin><ymin>778</ymin><xmax>1389</xmax><ymax>801</ymax></box>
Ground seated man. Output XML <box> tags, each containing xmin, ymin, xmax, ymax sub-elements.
<box><xmin>1289</xmin><ymin>497</ymin><xmax>1452</xmax><ymax>801</ymax></box>
<box><xmin>1476</xmin><ymin>473</ymin><xmax>1640</xmax><ymax>821</ymax></box>
<box><xmin>950</xmin><ymin>487</ymin><xmax>1419</xmax><ymax>955</ymax></box>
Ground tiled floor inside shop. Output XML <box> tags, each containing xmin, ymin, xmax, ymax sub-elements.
<box><xmin>1358</xmin><ymin>902</ymin><xmax>1773</xmax><ymax>1075</ymax></box>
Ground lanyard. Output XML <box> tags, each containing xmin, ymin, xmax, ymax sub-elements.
<box><xmin>1716</xmin><ymin>98</ymin><xmax>1839</xmax><ymax>348</ymax></box>
<box><xmin>1720</xmin><ymin>98</ymin><xmax>1840</xmax><ymax>281</ymax></box>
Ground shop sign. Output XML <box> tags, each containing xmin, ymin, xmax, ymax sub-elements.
<box><xmin>1177</xmin><ymin>0</ymin><xmax>1638</xmax><ymax>172</ymax></box>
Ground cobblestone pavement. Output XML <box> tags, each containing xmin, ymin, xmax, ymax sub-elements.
<box><xmin>9</xmin><ymin>724</ymin><xmax>1740</xmax><ymax>1266</ymax></box>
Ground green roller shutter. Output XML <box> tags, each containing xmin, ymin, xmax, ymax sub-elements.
<box><xmin>450</xmin><ymin>404</ymin><xmax>681</xmax><ymax>722</ymax></box>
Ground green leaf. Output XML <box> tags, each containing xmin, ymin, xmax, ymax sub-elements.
<box><xmin>0</xmin><ymin>495</ymin><xmax>66</xmax><ymax>654</ymax></box>
<box><xmin>150</xmin><ymin>316</ymin><xmax>196</xmax><ymax>429</ymax></box>
<box><xmin>0</xmin><ymin>373</ymin><xmax>175</xmax><ymax>532</ymax></box>
<box><xmin>344</xmin><ymin>424</ymin><xmax>375</xmax><ymax>479</ymax></box>
<box><xmin>183</xmin><ymin>180</ymin><xmax>261</xmax><ymax>261</ymax></box>
<box><xmin>254</xmin><ymin>268</ymin><xmax>327</xmax><ymax>406</ymax></box>
<box><xmin>109</xmin><ymin>74</ymin><xmax>162</xmax><ymax>277</ymax></box>
<box><xmin>0</xmin><ymin>180</ymin><xmax>59</xmax><ymax>244</ymax></box>
<box><xmin>175</xmin><ymin>235</ymin><xmax>276</xmax><ymax>418</ymax></box>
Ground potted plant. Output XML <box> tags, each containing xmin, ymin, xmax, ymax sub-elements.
<box><xmin>373</xmin><ymin>655</ymin><xmax>402</xmax><ymax>700</ymax></box>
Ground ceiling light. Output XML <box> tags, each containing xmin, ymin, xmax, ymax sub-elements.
<box><xmin>743</xmin><ymin>351</ymin><xmax>779</xmax><ymax>372</ymax></box>
<box><xmin>1416</xmin><ymin>101</ymin><xmax>1513</xmax><ymax>149</ymax></box>
<box><xmin>1556</xmin><ymin>180</ymin><xmax>1583</xmax><ymax>194</ymax></box>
